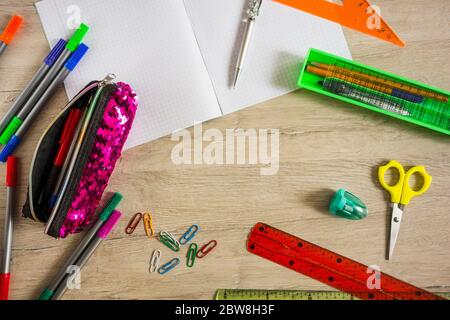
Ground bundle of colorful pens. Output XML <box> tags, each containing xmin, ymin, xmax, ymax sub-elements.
<box><xmin>0</xmin><ymin>23</ymin><xmax>90</xmax><ymax>161</ymax></box>
<box><xmin>39</xmin><ymin>192</ymin><xmax>123</xmax><ymax>300</ymax></box>
<box><xmin>32</xmin><ymin>91</ymin><xmax>92</xmax><ymax>224</ymax></box>
<box><xmin>299</xmin><ymin>49</ymin><xmax>450</xmax><ymax>135</ymax></box>
<box><xmin>125</xmin><ymin>214</ymin><xmax>217</xmax><ymax>275</ymax></box>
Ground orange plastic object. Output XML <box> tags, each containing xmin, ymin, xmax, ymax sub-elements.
<box><xmin>273</xmin><ymin>0</ymin><xmax>405</xmax><ymax>47</ymax></box>
<box><xmin>0</xmin><ymin>16</ymin><xmax>23</xmax><ymax>44</ymax></box>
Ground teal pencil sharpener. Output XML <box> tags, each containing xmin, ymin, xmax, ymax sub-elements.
<box><xmin>329</xmin><ymin>189</ymin><xmax>368</xmax><ymax>220</ymax></box>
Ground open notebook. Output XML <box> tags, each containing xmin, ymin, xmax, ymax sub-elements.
<box><xmin>35</xmin><ymin>0</ymin><xmax>351</xmax><ymax>149</ymax></box>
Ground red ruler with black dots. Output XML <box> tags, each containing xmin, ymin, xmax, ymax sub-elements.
<box><xmin>247</xmin><ymin>223</ymin><xmax>444</xmax><ymax>300</ymax></box>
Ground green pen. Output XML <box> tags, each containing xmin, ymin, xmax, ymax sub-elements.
<box><xmin>50</xmin><ymin>210</ymin><xmax>122</xmax><ymax>300</ymax></box>
<box><xmin>0</xmin><ymin>23</ymin><xmax>89</xmax><ymax>145</ymax></box>
<box><xmin>38</xmin><ymin>192</ymin><xmax>122</xmax><ymax>300</ymax></box>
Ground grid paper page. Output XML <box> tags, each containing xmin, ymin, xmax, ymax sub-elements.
<box><xmin>35</xmin><ymin>0</ymin><xmax>222</xmax><ymax>149</ymax></box>
<box><xmin>184</xmin><ymin>0</ymin><xmax>352</xmax><ymax>114</ymax></box>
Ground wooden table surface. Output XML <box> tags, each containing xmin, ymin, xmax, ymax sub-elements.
<box><xmin>0</xmin><ymin>0</ymin><xmax>449</xmax><ymax>300</ymax></box>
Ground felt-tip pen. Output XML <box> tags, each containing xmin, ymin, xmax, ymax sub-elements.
<box><xmin>0</xmin><ymin>43</ymin><xmax>89</xmax><ymax>161</ymax></box>
<box><xmin>0</xmin><ymin>157</ymin><xmax>17</xmax><ymax>300</ymax></box>
<box><xmin>0</xmin><ymin>16</ymin><xmax>22</xmax><ymax>58</ymax></box>
<box><xmin>0</xmin><ymin>39</ymin><xmax>66</xmax><ymax>135</ymax></box>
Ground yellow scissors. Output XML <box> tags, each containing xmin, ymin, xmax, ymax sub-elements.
<box><xmin>378</xmin><ymin>160</ymin><xmax>432</xmax><ymax>260</ymax></box>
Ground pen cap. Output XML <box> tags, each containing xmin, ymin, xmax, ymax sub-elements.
<box><xmin>97</xmin><ymin>210</ymin><xmax>122</xmax><ymax>239</ymax></box>
<box><xmin>329</xmin><ymin>189</ymin><xmax>368</xmax><ymax>220</ymax></box>
<box><xmin>98</xmin><ymin>193</ymin><xmax>123</xmax><ymax>222</ymax></box>
<box><xmin>0</xmin><ymin>135</ymin><xmax>20</xmax><ymax>163</ymax></box>
<box><xmin>0</xmin><ymin>15</ymin><xmax>23</xmax><ymax>44</ymax></box>
<box><xmin>6</xmin><ymin>156</ymin><xmax>17</xmax><ymax>187</ymax></box>
<box><xmin>0</xmin><ymin>273</ymin><xmax>11</xmax><ymax>300</ymax></box>
<box><xmin>44</xmin><ymin>39</ymin><xmax>67</xmax><ymax>66</ymax></box>
<box><xmin>66</xmin><ymin>23</ymin><xmax>89</xmax><ymax>52</ymax></box>
<box><xmin>65</xmin><ymin>43</ymin><xmax>89</xmax><ymax>71</ymax></box>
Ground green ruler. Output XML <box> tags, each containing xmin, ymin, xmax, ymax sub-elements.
<box><xmin>215</xmin><ymin>290</ymin><xmax>450</xmax><ymax>300</ymax></box>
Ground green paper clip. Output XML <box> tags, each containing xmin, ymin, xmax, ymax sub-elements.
<box><xmin>159</xmin><ymin>231</ymin><xmax>180</xmax><ymax>252</ymax></box>
<box><xmin>186</xmin><ymin>243</ymin><xmax>198</xmax><ymax>268</ymax></box>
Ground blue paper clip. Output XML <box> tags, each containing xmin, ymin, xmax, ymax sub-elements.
<box><xmin>158</xmin><ymin>258</ymin><xmax>180</xmax><ymax>275</ymax></box>
<box><xmin>179</xmin><ymin>224</ymin><xmax>200</xmax><ymax>245</ymax></box>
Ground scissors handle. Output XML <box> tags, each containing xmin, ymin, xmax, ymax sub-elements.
<box><xmin>378</xmin><ymin>160</ymin><xmax>432</xmax><ymax>205</ymax></box>
<box><xmin>401</xmin><ymin>166</ymin><xmax>432</xmax><ymax>205</ymax></box>
<box><xmin>378</xmin><ymin>160</ymin><xmax>405</xmax><ymax>204</ymax></box>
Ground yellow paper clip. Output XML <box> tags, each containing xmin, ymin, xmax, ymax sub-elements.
<box><xmin>143</xmin><ymin>213</ymin><xmax>155</xmax><ymax>238</ymax></box>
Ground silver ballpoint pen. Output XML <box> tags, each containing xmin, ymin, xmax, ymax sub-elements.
<box><xmin>233</xmin><ymin>0</ymin><xmax>263</xmax><ymax>89</ymax></box>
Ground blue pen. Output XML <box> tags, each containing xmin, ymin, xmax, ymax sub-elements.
<box><xmin>0</xmin><ymin>39</ymin><xmax>66</xmax><ymax>135</ymax></box>
<box><xmin>0</xmin><ymin>44</ymin><xmax>89</xmax><ymax>161</ymax></box>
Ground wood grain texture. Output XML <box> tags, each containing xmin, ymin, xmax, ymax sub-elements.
<box><xmin>0</xmin><ymin>0</ymin><xmax>449</xmax><ymax>300</ymax></box>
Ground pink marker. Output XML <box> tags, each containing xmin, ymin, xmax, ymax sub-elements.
<box><xmin>51</xmin><ymin>210</ymin><xmax>122</xmax><ymax>300</ymax></box>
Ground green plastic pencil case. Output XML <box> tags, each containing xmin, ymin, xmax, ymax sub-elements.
<box><xmin>298</xmin><ymin>48</ymin><xmax>450</xmax><ymax>135</ymax></box>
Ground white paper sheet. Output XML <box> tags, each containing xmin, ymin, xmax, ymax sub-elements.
<box><xmin>35</xmin><ymin>0</ymin><xmax>222</xmax><ymax>149</ymax></box>
<box><xmin>184</xmin><ymin>0</ymin><xmax>352</xmax><ymax>114</ymax></box>
<box><xmin>35</xmin><ymin>0</ymin><xmax>351</xmax><ymax>149</ymax></box>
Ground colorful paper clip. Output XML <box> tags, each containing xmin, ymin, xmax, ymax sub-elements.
<box><xmin>196</xmin><ymin>240</ymin><xmax>217</xmax><ymax>259</ymax></box>
<box><xmin>179</xmin><ymin>224</ymin><xmax>200</xmax><ymax>245</ymax></box>
<box><xmin>158</xmin><ymin>258</ymin><xmax>180</xmax><ymax>275</ymax></box>
<box><xmin>143</xmin><ymin>212</ymin><xmax>155</xmax><ymax>238</ymax></box>
<box><xmin>186</xmin><ymin>243</ymin><xmax>198</xmax><ymax>268</ymax></box>
<box><xmin>125</xmin><ymin>212</ymin><xmax>142</xmax><ymax>234</ymax></box>
<box><xmin>159</xmin><ymin>231</ymin><xmax>180</xmax><ymax>252</ymax></box>
<box><xmin>149</xmin><ymin>249</ymin><xmax>161</xmax><ymax>273</ymax></box>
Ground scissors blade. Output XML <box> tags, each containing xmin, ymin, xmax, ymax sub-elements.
<box><xmin>388</xmin><ymin>203</ymin><xmax>404</xmax><ymax>260</ymax></box>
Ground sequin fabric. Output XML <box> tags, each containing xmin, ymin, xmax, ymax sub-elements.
<box><xmin>59</xmin><ymin>82</ymin><xmax>137</xmax><ymax>238</ymax></box>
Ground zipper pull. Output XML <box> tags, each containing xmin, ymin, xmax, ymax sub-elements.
<box><xmin>99</xmin><ymin>73</ymin><xmax>116</xmax><ymax>87</ymax></box>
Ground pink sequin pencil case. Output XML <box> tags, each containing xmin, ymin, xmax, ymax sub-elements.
<box><xmin>22</xmin><ymin>74</ymin><xmax>138</xmax><ymax>238</ymax></box>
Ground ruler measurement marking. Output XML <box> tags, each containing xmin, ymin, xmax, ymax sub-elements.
<box><xmin>246</xmin><ymin>223</ymin><xmax>444</xmax><ymax>300</ymax></box>
<box><xmin>216</xmin><ymin>290</ymin><xmax>450</xmax><ymax>300</ymax></box>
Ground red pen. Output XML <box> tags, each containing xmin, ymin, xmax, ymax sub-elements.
<box><xmin>37</xmin><ymin>108</ymin><xmax>81</xmax><ymax>211</ymax></box>
<box><xmin>0</xmin><ymin>156</ymin><xmax>17</xmax><ymax>300</ymax></box>
<box><xmin>54</xmin><ymin>108</ymin><xmax>82</xmax><ymax>166</ymax></box>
